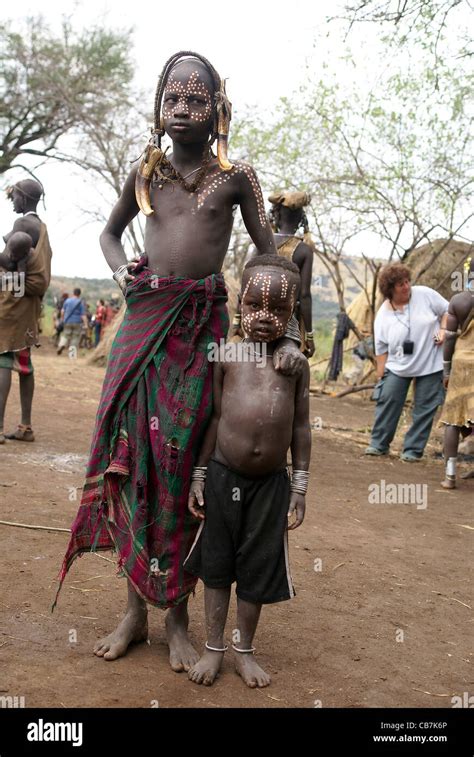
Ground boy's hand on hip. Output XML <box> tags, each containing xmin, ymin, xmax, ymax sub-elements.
<box><xmin>287</xmin><ymin>493</ymin><xmax>306</xmax><ymax>530</ymax></box>
<box><xmin>188</xmin><ymin>481</ymin><xmax>205</xmax><ymax>520</ymax></box>
<box><xmin>273</xmin><ymin>340</ymin><xmax>305</xmax><ymax>376</ymax></box>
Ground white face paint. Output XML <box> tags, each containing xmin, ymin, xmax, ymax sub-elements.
<box><xmin>241</xmin><ymin>269</ymin><xmax>296</xmax><ymax>340</ymax></box>
<box><xmin>163</xmin><ymin>69</ymin><xmax>213</xmax><ymax>123</ymax></box>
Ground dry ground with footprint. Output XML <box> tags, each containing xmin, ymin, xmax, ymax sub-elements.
<box><xmin>0</xmin><ymin>345</ymin><xmax>472</xmax><ymax>707</ymax></box>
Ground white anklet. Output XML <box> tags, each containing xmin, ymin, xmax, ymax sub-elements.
<box><xmin>232</xmin><ymin>644</ymin><xmax>256</xmax><ymax>654</ymax></box>
<box><xmin>205</xmin><ymin>641</ymin><xmax>228</xmax><ymax>653</ymax></box>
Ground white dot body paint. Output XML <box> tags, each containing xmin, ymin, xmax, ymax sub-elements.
<box><xmin>197</xmin><ymin>162</ymin><xmax>267</xmax><ymax>226</ymax></box>
<box><xmin>162</xmin><ymin>75</ymin><xmax>266</xmax><ymax>226</ymax></box>
<box><xmin>163</xmin><ymin>70</ymin><xmax>212</xmax><ymax>123</ymax></box>
<box><xmin>242</xmin><ymin>271</ymin><xmax>289</xmax><ymax>338</ymax></box>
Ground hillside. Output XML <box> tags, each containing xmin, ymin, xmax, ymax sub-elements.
<box><xmin>46</xmin><ymin>253</ymin><xmax>370</xmax><ymax>326</ymax></box>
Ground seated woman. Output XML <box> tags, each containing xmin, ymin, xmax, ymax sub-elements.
<box><xmin>365</xmin><ymin>263</ymin><xmax>448</xmax><ymax>462</ymax></box>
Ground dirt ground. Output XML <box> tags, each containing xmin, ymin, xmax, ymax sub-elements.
<box><xmin>0</xmin><ymin>344</ymin><xmax>472</xmax><ymax>709</ymax></box>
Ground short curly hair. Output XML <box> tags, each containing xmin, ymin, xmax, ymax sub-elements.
<box><xmin>378</xmin><ymin>263</ymin><xmax>411</xmax><ymax>300</ymax></box>
<box><xmin>244</xmin><ymin>254</ymin><xmax>299</xmax><ymax>276</ymax></box>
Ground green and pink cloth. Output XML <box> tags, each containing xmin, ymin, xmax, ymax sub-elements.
<box><xmin>55</xmin><ymin>260</ymin><xmax>228</xmax><ymax>609</ymax></box>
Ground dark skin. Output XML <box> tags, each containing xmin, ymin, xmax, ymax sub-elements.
<box><xmin>233</xmin><ymin>205</ymin><xmax>315</xmax><ymax>357</ymax></box>
<box><xmin>0</xmin><ymin>184</ymin><xmax>42</xmax><ymax>440</ymax></box>
<box><xmin>274</xmin><ymin>226</ymin><xmax>314</xmax><ymax>356</ymax></box>
<box><xmin>187</xmin><ymin>266</ymin><xmax>311</xmax><ymax>687</ymax></box>
<box><xmin>94</xmin><ymin>59</ymin><xmax>305</xmax><ymax>668</ymax></box>
<box><xmin>441</xmin><ymin>284</ymin><xmax>474</xmax><ymax>488</ymax></box>
<box><xmin>0</xmin><ymin>233</ymin><xmax>32</xmax><ymax>273</ymax></box>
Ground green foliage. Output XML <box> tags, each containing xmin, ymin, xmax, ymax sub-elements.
<box><xmin>231</xmin><ymin>55</ymin><xmax>473</xmax><ymax>266</ymax></box>
<box><xmin>0</xmin><ymin>16</ymin><xmax>134</xmax><ymax>174</ymax></box>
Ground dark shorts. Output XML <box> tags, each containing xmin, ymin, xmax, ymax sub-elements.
<box><xmin>184</xmin><ymin>458</ymin><xmax>295</xmax><ymax>604</ymax></box>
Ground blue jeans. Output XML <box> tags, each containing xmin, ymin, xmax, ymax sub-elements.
<box><xmin>370</xmin><ymin>370</ymin><xmax>444</xmax><ymax>457</ymax></box>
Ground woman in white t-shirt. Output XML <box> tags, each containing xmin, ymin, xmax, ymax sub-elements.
<box><xmin>365</xmin><ymin>263</ymin><xmax>449</xmax><ymax>461</ymax></box>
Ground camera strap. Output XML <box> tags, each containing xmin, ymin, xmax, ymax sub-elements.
<box><xmin>391</xmin><ymin>300</ymin><xmax>411</xmax><ymax>339</ymax></box>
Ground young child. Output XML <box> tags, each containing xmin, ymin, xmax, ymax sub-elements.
<box><xmin>0</xmin><ymin>231</ymin><xmax>33</xmax><ymax>274</ymax></box>
<box><xmin>185</xmin><ymin>255</ymin><xmax>311</xmax><ymax>688</ymax></box>
<box><xmin>56</xmin><ymin>51</ymin><xmax>304</xmax><ymax>673</ymax></box>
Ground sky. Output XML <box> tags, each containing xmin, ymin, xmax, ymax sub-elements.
<box><xmin>0</xmin><ymin>0</ymin><xmax>470</xmax><ymax>279</ymax></box>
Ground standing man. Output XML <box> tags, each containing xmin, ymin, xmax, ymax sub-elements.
<box><xmin>57</xmin><ymin>288</ymin><xmax>88</xmax><ymax>355</ymax></box>
<box><xmin>0</xmin><ymin>180</ymin><xmax>52</xmax><ymax>443</ymax></box>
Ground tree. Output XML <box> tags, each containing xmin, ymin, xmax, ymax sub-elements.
<box><xmin>338</xmin><ymin>1</ymin><xmax>472</xmax><ymax>66</ymax></box>
<box><xmin>0</xmin><ymin>15</ymin><xmax>134</xmax><ymax>175</ymax></box>
<box><xmin>230</xmin><ymin>56</ymin><xmax>473</xmax><ymax>327</ymax></box>
<box><xmin>59</xmin><ymin>103</ymin><xmax>148</xmax><ymax>257</ymax></box>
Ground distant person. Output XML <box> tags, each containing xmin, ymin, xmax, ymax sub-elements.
<box><xmin>439</xmin><ymin>263</ymin><xmax>474</xmax><ymax>488</ymax></box>
<box><xmin>79</xmin><ymin>302</ymin><xmax>94</xmax><ymax>349</ymax></box>
<box><xmin>94</xmin><ymin>299</ymin><xmax>107</xmax><ymax>346</ymax></box>
<box><xmin>53</xmin><ymin>293</ymin><xmax>69</xmax><ymax>345</ymax></box>
<box><xmin>232</xmin><ymin>190</ymin><xmax>315</xmax><ymax>357</ymax></box>
<box><xmin>57</xmin><ymin>288</ymin><xmax>88</xmax><ymax>355</ymax></box>
<box><xmin>365</xmin><ymin>264</ymin><xmax>449</xmax><ymax>461</ymax></box>
<box><xmin>0</xmin><ymin>179</ymin><xmax>52</xmax><ymax>443</ymax></box>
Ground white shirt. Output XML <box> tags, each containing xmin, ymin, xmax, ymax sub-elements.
<box><xmin>374</xmin><ymin>285</ymin><xmax>449</xmax><ymax>377</ymax></box>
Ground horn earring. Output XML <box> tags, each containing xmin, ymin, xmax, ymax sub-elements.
<box><xmin>216</xmin><ymin>81</ymin><xmax>233</xmax><ymax>171</ymax></box>
<box><xmin>135</xmin><ymin>140</ymin><xmax>165</xmax><ymax>216</ymax></box>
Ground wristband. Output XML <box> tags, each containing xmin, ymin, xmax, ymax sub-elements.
<box><xmin>112</xmin><ymin>264</ymin><xmax>129</xmax><ymax>293</ymax></box>
<box><xmin>191</xmin><ymin>466</ymin><xmax>207</xmax><ymax>482</ymax></box>
<box><xmin>290</xmin><ymin>469</ymin><xmax>309</xmax><ymax>495</ymax></box>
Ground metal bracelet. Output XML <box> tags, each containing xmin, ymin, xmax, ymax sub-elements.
<box><xmin>290</xmin><ymin>469</ymin><xmax>309</xmax><ymax>495</ymax></box>
<box><xmin>232</xmin><ymin>644</ymin><xmax>256</xmax><ymax>654</ymax></box>
<box><xmin>191</xmin><ymin>466</ymin><xmax>207</xmax><ymax>482</ymax></box>
<box><xmin>112</xmin><ymin>264</ymin><xmax>129</xmax><ymax>293</ymax></box>
<box><xmin>205</xmin><ymin>641</ymin><xmax>228</xmax><ymax>653</ymax></box>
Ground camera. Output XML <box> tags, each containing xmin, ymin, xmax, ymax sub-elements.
<box><xmin>403</xmin><ymin>339</ymin><xmax>415</xmax><ymax>355</ymax></box>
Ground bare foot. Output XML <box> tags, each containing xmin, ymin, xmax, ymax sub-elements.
<box><xmin>234</xmin><ymin>652</ymin><xmax>271</xmax><ymax>688</ymax></box>
<box><xmin>93</xmin><ymin>609</ymin><xmax>148</xmax><ymax>661</ymax></box>
<box><xmin>188</xmin><ymin>649</ymin><xmax>225</xmax><ymax>686</ymax></box>
<box><xmin>441</xmin><ymin>478</ymin><xmax>456</xmax><ymax>490</ymax></box>
<box><xmin>165</xmin><ymin>607</ymin><xmax>199</xmax><ymax>672</ymax></box>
